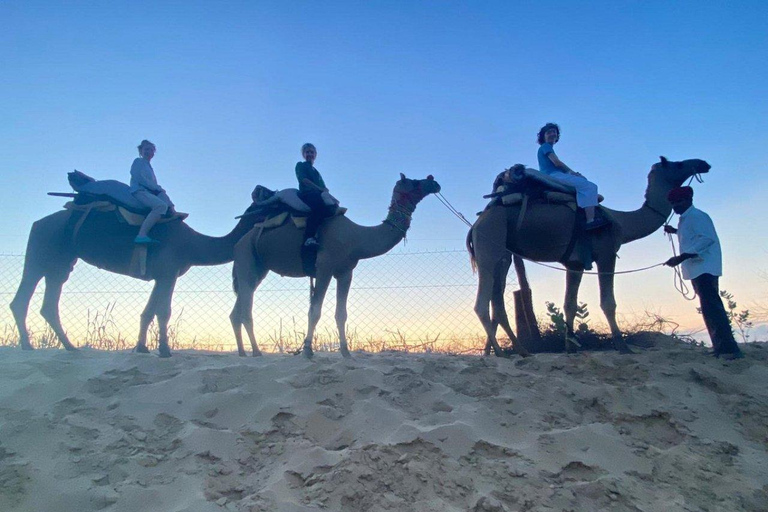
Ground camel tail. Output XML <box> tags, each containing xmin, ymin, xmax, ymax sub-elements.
<box><xmin>466</xmin><ymin>227</ymin><xmax>477</xmax><ymax>273</ymax></box>
<box><xmin>231</xmin><ymin>266</ymin><xmax>239</xmax><ymax>295</ymax></box>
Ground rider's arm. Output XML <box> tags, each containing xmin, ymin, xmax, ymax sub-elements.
<box><xmin>130</xmin><ymin>158</ymin><xmax>163</xmax><ymax>193</ymax></box>
<box><xmin>296</xmin><ymin>162</ymin><xmax>327</xmax><ymax>191</ymax></box>
<box><xmin>547</xmin><ymin>153</ymin><xmax>578</xmax><ymax>176</ymax></box>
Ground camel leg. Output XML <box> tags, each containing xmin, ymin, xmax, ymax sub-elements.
<box><xmin>236</xmin><ymin>269</ymin><xmax>267</xmax><ymax>357</ymax></box>
<box><xmin>39</xmin><ymin>273</ymin><xmax>77</xmax><ymax>351</ymax></box>
<box><xmin>230</xmin><ymin>242</ymin><xmax>261</xmax><ymax>357</ymax></box>
<box><xmin>474</xmin><ymin>267</ymin><xmax>505</xmax><ymax>357</ymax></box>
<box><xmin>152</xmin><ymin>277</ymin><xmax>177</xmax><ymax>358</ymax></box>
<box><xmin>491</xmin><ymin>258</ymin><xmax>531</xmax><ymax>357</ymax></box>
<box><xmin>229</xmin><ymin>285</ymin><xmax>249</xmax><ymax>357</ymax></box>
<box><xmin>136</xmin><ymin>278</ymin><xmax>175</xmax><ymax>355</ymax></box>
<box><xmin>230</xmin><ymin>280</ymin><xmax>261</xmax><ymax>357</ymax></box>
<box><xmin>597</xmin><ymin>258</ymin><xmax>633</xmax><ymax>354</ymax></box>
<box><xmin>303</xmin><ymin>272</ymin><xmax>333</xmax><ymax>359</ymax></box>
<box><xmin>335</xmin><ymin>269</ymin><xmax>353</xmax><ymax>358</ymax></box>
<box><xmin>564</xmin><ymin>269</ymin><xmax>584</xmax><ymax>353</ymax></box>
<box><xmin>135</xmin><ymin>282</ymin><xmax>161</xmax><ymax>354</ymax></box>
<box><xmin>10</xmin><ymin>271</ymin><xmax>44</xmax><ymax>350</ymax></box>
<box><xmin>488</xmin><ymin>257</ymin><xmax>509</xmax><ymax>354</ymax></box>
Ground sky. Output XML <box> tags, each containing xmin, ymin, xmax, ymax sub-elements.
<box><xmin>1</xmin><ymin>1</ymin><xmax>767</xmax><ymax>336</ymax></box>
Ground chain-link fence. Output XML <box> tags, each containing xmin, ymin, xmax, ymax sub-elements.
<box><xmin>0</xmin><ymin>251</ymin><xmax>520</xmax><ymax>354</ymax></box>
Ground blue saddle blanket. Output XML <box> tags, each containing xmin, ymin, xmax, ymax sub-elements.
<box><xmin>68</xmin><ymin>171</ymin><xmax>154</xmax><ymax>214</ymax></box>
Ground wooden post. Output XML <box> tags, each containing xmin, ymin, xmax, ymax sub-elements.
<box><xmin>513</xmin><ymin>255</ymin><xmax>542</xmax><ymax>351</ymax></box>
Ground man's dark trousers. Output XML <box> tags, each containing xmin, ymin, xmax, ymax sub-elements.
<box><xmin>691</xmin><ymin>273</ymin><xmax>740</xmax><ymax>355</ymax></box>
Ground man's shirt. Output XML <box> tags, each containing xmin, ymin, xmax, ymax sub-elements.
<box><xmin>676</xmin><ymin>205</ymin><xmax>722</xmax><ymax>280</ymax></box>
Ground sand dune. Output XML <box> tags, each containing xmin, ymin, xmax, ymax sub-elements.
<box><xmin>1</xmin><ymin>337</ymin><xmax>766</xmax><ymax>511</ymax></box>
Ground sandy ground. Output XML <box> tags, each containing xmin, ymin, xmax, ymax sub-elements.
<box><xmin>0</xmin><ymin>336</ymin><xmax>767</xmax><ymax>512</ymax></box>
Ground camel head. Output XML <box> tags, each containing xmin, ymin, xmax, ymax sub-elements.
<box><xmin>392</xmin><ymin>173</ymin><xmax>442</xmax><ymax>210</ymax></box>
<box><xmin>652</xmin><ymin>156</ymin><xmax>711</xmax><ymax>187</ymax></box>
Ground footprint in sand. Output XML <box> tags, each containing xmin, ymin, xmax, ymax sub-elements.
<box><xmin>86</xmin><ymin>367</ymin><xmax>180</xmax><ymax>398</ymax></box>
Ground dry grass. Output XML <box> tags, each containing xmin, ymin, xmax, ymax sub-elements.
<box><xmin>0</xmin><ymin>307</ymin><xmax>743</xmax><ymax>355</ymax></box>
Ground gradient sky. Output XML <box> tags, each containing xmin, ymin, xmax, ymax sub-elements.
<box><xmin>2</xmin><ymin>1</ymin><xmax>767</xmax><ymax>335</ymax></box>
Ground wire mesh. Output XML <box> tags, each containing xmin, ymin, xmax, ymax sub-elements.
<box><xmin>0</xmin><ymin>250</ymin><xmax>519</xmax><ymax>354</ymax></box>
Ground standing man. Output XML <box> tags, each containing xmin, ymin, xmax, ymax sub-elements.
<box><xmin>664</xmin><ymin>186</ymin><xmax>743</xmax><ymax>359</ymax></box>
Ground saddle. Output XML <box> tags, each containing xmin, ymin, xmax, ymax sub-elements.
<box><xmin>249</xmin><ymin>207</ymin><xmax>347</xmax><ymax>230</ymax></box>
<box><xmin>486</xmin><ymin>165</ymin><xmax>604</xmax><ymax>209</ymax></box>
<box><xmin>57</xmin><ymin>170</ymin><xmax>187</xmax><ymax>224</ymax></box>
<box><xmin>484</xmin><ymin>165</ymin><xmax>612</xmax><ymax>271</ymax></box>
<box><xmin>245</xmin><ymin>185</ymin><xmax>345</xmax><ymax>228</ymax></box>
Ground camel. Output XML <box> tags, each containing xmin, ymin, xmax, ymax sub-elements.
<box><xmin>467</xmin><ymin>157</ymin><xmax>711</xmax><ymax>356</ymax></box>
<box><xmin>10</xmin><ymin>196</ymin><xmax>263</xmax><ymax>357</ymax></box>
<box><xmin>230</xmin><ymin>174</ymin><xmax>441</xmax><ymax>358</ymax></box>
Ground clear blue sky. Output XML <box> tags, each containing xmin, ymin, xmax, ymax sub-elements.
<box><xmin>2</xmin><ymin>1</ymin><xmax>767</xmax><ymax>331</ymax></box>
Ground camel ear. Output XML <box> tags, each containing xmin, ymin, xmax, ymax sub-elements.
<box><xmin>660</xmin><ymin>156</ymin><xmax>668</xmax><ymax>166</ymax></box>
<box><xmin>400</xmin><ymin>173</ymin><xmax>406</xmax><ymax>181</ymax></box>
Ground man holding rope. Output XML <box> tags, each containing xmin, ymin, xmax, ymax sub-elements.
<box><xmin>664</xmin><ymin>186</ymin><xmax>744</xmax><ymax>360</ymax></box>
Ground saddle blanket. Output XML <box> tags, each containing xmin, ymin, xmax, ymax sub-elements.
<box><xmin>64</xmin><ymin>201</ymin><xmax>188</xmax><ymax>226</ymax></box>
<box><xmin>252</xmin><ymin>208</ymin><xmax>348</xmax><ymax>230</ymax></box>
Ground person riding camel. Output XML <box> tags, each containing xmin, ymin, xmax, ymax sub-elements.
<box><xmin>536</xmin><ymin>123</ymin><xmax>607</xmax><ymax>230</ymax></box>
<box><xmin>295</xmin><ymin>143</ymin><xmax>337</xmax><ymax>246</ymax></box>
<box><xmin>130</xmin><ymin>140</ymin><xmax>175</xmax><ymax>244</ymax></box>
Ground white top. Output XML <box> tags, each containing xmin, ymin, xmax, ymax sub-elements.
<box><xmin>129</xmin><ymin>157</ymin><xmax>163</xmax><ymax>194</ymax></box>
<box><xmin>676</xmin><ymin>205</ymin><xmax>722</xmax><ymax>280</ymax></box>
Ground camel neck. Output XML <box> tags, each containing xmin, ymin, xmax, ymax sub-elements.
<box><xmin>383</xmin><ymin>201</ymin><xmax>414</xmax><ymax>233</ymax></box>
<box><xmin>354</xmin><ymin>221</ymin><xmax>407</xmax><ymax>260</ymax></box>
<box><xmin>185</xmin><ymin>215</ymin><xmax>255</xmax><ymax>266</ymax></box>
<box><xmin>606</xmin><ymin>196</ymin><xmax>672</xmax><ymax>245</ymax></box>
<box><xmin>352</xmin><ymin>199</ymin><xmax>417</xmax><ymax>260</ymax></box>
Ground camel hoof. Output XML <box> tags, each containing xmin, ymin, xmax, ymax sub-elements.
<box><xmin>340</xmin><ymin>348</ymin><xmax>351</xmax><ymax>358</ymax></box>
<box><xmin>252</xmin><ymin>350</ymin><xmax>262</xmax><ymax>357</ymax></box>
<box><xmin>64</xmin><ymin>345</ymin><xmax>79</xmax><ymax>352</ymax></box>
<box><xmin>615</xmin><ymin>342</ymin><xmax>634</xmax><ymax>355</ymax></box>
<box><xmin>303</xmin><ymin>346</ymin><xmax>314</xmax><ymax>359</ymax></box>
<box><xmin>134</xmin><ymin>345</ymin><xmax>150</xmax><ymax>354</ymax></box>
<box><xmin>238</xmin><ymin>350</ymin><xmax>247</xmax><ymax>357</ymax></box>
<box><xmin>20</xmin><ymin>342</ymin><xmax>35</xmax><ymax>351</ymax></box>
<box><xmin>158</xmin><ymin>346</ymin><xmax>172</xmax><ymax>358</ymax></box>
